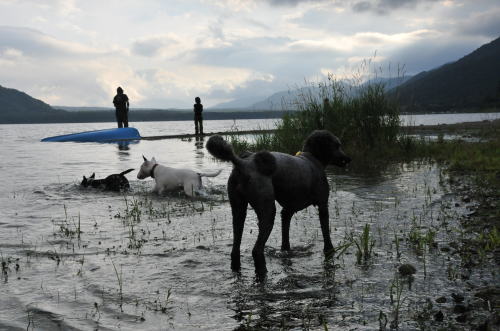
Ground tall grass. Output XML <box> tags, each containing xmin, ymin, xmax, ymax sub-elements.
<box><xmin>230</xmin><ymin>71</ymin><xmax>403</xmax><ymax>159</ymax></box>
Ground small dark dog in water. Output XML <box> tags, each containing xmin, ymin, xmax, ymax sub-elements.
<box><xmin>81</xmin><ymin>169</ymin><xmax>134</xmax><ymax>191</ymax></box>
<box><xmin>206</xmin><ymin>130</ymin><xmax>351</xmax><ymax>280</ymax></box>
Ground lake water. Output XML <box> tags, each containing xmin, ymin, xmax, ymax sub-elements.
<box><xmin>400</xmin><ymin>112</ymin><xmax>499</xmax><ymax>126</ymax></box>
<box><xmin>0</xmin><ymin>114</ymin><xmax>498</xmax><ymax>330</ymax></box>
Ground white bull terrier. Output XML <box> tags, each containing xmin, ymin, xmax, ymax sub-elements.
<box><xmin>137</xmin><ymin>156</ymin><xmax>221</xmax><ymax>197</ymax></box>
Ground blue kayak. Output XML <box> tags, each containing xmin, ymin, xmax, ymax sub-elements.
<box><xmin>41</xmin><ymin>127</ymin><xmax>141</xmax><ymax>142</ymax></box>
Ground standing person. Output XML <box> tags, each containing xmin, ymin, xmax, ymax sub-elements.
<box><xmin>193</xmin><ymin>96</ymin><xmax>203</xmax><ymax>135</ymax></box>
<box><xmin>113</xmin><ymin>87</ymin><xmax>129</xmax><ymax>128</ymax></box>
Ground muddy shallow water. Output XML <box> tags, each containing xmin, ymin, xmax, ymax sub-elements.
<box><xmin>0</xmin><ymin>120</ymin><xmax>497</xmax><ymax>330</ymax></box>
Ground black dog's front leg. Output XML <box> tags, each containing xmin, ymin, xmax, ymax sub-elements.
<box><xmin>318</xmin><ymin>204</ymin><xmax>334</xmax><ymax>253</ymax></box>
<box><xmin>281</xmin><ymin>209</ymin><xmax>294</xmax><ymax>251</ymax></box>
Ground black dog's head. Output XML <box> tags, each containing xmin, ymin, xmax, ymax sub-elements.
<box><xmin>303</xmin><ymin>130</ymin><xmax>351</xmax><ymax>168</ymax></box>
<box><xmin>80</xmin><ymin>173</ymin><xmax>96</xmax><ymax>187</ymax></box>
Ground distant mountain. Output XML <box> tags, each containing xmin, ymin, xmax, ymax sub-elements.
<box><xmin>249</xmin><ymin>87</ymin><xmax>318</xmax><ymax>111</ymax></box>
<box><xmin>0</xmin><ymin>85</ymin><xmax>54</xmax><ymax>113</ymax></box>
<box><xmin>363</xmin><ymin>76</ymin><xmax>411</xmax><ymax>91</ymax></box>
<box><xmin>208</xmin><ymin>95</ymin><xmax>269</xmax><ymax>110</ymax></box>
<box><xmin>0</xmin><ymin>85</ymin><xmax>70</xmax><ymax>123</ymax></box>
<box><xmin>393</xmin><ymin>36</ymin><xmax>500</xmax><ymax>112</ymax></box>
<box><xmin>212</xmin><ymin>76</ymin><xmax>411</xmax><ymax>111</ymax></box>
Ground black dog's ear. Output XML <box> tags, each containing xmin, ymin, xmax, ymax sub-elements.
<box><xmin>143</xmin><ymin>155</ymin><xmax>147</xmax><ymax>161</ymax></box>
<box><xmin>90</xmin><ymin>173</ymin><xmax>95</xmax><ymax>179</ymax></box>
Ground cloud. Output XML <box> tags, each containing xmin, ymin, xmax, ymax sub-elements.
<box><xmin>386</xmin><ymin>37</ymin><xmax>482</xmax><ymax>74</ymax></box>
<box><xmin>352</xmin><ymin>29</ymin><xmax>438</xmax><ymax>46</ymax></box>
<box><xmin>261</xmin><ymin>0</ymin><xmax>320</xmax><ymax>6</ymax></box>
<box><xmin>257</xmin><ymin>0</ymin><xmax>441</xmax><ymax>13</ymax></box>
<box><xmin>352</xmin><ymin>0</ymin><xmax>440</xmax><ymax>14</ymax></box>
<box><xmin>131</xmin><ymin>35</ymin><xmax>180</xmax><ymax>57</ymax></box>
<box><xmin>458</xmin><ymin>8</ymin><xmax>500</xmax><ymax>38</ymax></box>
<box><xmin>206</xmin><ymin>79</ymin><xmax>281</xmax><ymax>108</ymax></box>
<box><xmin>186</xmin><ymin>36</ymin><xmax>292</xmax><ymax>68</ymax></box>
<box><xmin>0</xmin><ymin>0</ymin><xmax>80</xmax><ymax>15</ymax></box>
<box><xmin>0</xmin><ymin>26</ymin><xmax>106</xmax><ymax>58</ymax></box>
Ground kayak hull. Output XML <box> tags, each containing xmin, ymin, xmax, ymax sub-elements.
<box><xmin>41</xmin><ymin>127</ymin><xmax>141</xmax><ymax>142</ymax></box>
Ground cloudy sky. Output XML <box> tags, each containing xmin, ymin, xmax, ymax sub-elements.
<box><xmin>0</xmin><ymin>0</ymin><xmax>498</xmax><ymax>108</ymax></box>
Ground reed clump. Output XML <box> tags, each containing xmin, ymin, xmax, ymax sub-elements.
<box><xmin>230</xmin><ymin>73</ymin><xmax>404</xmax><ymax>162</ymax></box>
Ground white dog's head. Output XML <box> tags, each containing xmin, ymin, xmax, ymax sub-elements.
<box><xmin>137</xmin><ymin>156</ymin><xmax>157</xmax><ymax>179</ymax></box>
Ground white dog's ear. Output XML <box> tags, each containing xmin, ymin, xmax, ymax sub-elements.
<box><xmin>142</xmin><ymin>155</ymin><xmax>147</xmax><ymax>161</ymax></box>
<box><xmin>152</xmin><ymin>157</ymin><xmax>156</xmax><ymax>162</ymax></box>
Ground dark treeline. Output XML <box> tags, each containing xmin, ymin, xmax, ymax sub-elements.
<box><xmin>0</xmin><ymin>109</ymin><xmax>288</xmax><ymax>124</ymax></box>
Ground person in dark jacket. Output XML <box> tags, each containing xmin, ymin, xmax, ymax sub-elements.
<box><xmin>193</xmin><ymin>96</ymin><xmax>203</xmax><ymax>135</ymax></box>
<box><xmin>113</xmin><ymin>87</ymin><xmax>129</xmax><ymax>128</ymax></box>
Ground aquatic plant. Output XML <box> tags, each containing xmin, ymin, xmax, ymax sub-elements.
<box><xmin>481</xmin><ymin>227</ymin><xmax>500</xmax><ymax>251</ymax></box>
<box><xmin>378</xmin><ymin>311</ymin><xmax>388</xmax><ymax>330</ymax></box>
<box><xmin>124</xmin><ymin>196</ymin><xmax>142</xmax><ymax>223</ymax></box>
<box><xmin>111</xmin><ymin>259</ymin><xmax>124</xmax><ymax>311</ymax></box>
<box><xmin>0</xmin><ymin>254</ymin><xmax>19</xmax><ymax>281</ymax></box>
<box><xmin>351</xmin><ymin>223</ymin><xmax>376</xmax><ymax>264</ymax></box>
<box><xmin>86</xmin><ymin>302</ymin><xmax>102</xmax><ymax>323</ymax></box>
<box><xmin>408</xmin><ymin>226</ymin><xmax>436</xmax><ymax>254</ymax></box>
<box><xmin>76</xmin><ymin>252</ymin><xmax>85</xmax><ymax>277</ymax></box>
<box><xmin>149</xmin><ymin>288</ymin><xmax>173</xmax><ymax>313</ymax></box>
<box><xmin>389</xmin><ymin>274</ymin><xmax>408</xmax><ymax>329</ymax></box>
<box><xmin>407</xmin><ymin>223</ymin><xmax>436</xmax><ymax>278</ymax></box>
<box><xmin>325</xmin><ymin>240</ymin><xmax>352</xmax><ymax>261</ymax></box>
<box><xmin>52</xmin><ymin>205</ymin><xmax>83</xmax><ymax>240</ymax></box>
<box><xmin>394</xmin><ymin>232</ymin><xmax>401</xmax><ymax>260</ymax></box>
<box><xmin>26</xmin><ymin>311</ymin><xmax>34</xmax><ymax>331</ymax></box>
<box><xmin>477</xmin><ymin>227</ymin><xmax>500</xmax><ymax>259</ymax></box>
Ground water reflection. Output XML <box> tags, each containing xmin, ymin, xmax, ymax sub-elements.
<box><xmin>117</xmin><ymin>141</ymin><xmax>131</xmax><ymax>151</ymax></box>
<box><xmin>116</xmin><ymin>141</ymin><xmax>133</xmax><ymax>161</ymax></box>
<box><xmin>195</xmin><ymin>135</ymin><xmax>205</xmax><ymax>150</ymax></box>
<box><xmin>194</xmin><ymin>136</ymin><xmax>205</xmax><ymax>167</ymax></box>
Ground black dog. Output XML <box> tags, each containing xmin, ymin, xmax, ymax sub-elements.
<box><xmin>81</xmin><ymin>169</ymin><xmax>134</xmax><ymax>191</ymax></box>
<box><xmin>206</xmin><ymin>130</ymin><xmax>351</xmax><ymax>279</ymax></box>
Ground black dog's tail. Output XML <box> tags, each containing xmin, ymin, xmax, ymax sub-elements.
<box><xmin>120</xmin><ymin>168</ymin><xmax>134</xmax><ymax>176</ymax></box>
<box><xmin>206</xmin><ymin>135</ymin><xmax>276</xmax><ymax>176</ymax></box>
<box><xmin>206</xmin><ymin>135</ymin><xmax>239</xmax><ymax>163</ymax></box>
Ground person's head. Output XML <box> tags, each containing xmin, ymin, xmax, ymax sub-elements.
<box><xmin>195</xmin><ymin>97</ymin><xmax>201</xmax><ymax>104</ymax></box>
<box><xmin>117</xmin><ymin>87</ymin><xmax>123</xmax><ymax>94</ymax></box>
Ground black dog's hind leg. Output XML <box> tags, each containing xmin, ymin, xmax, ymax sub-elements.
<box><xmin>230</xmin><ymin>199</ymin><xmax>247</xmax><ymax>272</ymax></box>
<box><xmin>251</xmin><ymin>200</ymin><xmax>276</xmax><ymax>280</ymax></box>
<box><xmin>228</xmin><ymin>176</ymin><xmax>248</xmax><ymax>272</ymax></box>
<box><xmin>318</xmin><ymin>204</ymin><xmax>334</xmax><ymax>253</ymax></box>
<box><xmin>281</xmin><ymin>209</ymin><xmax>294</xmax><ymax>251</ymax></box>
